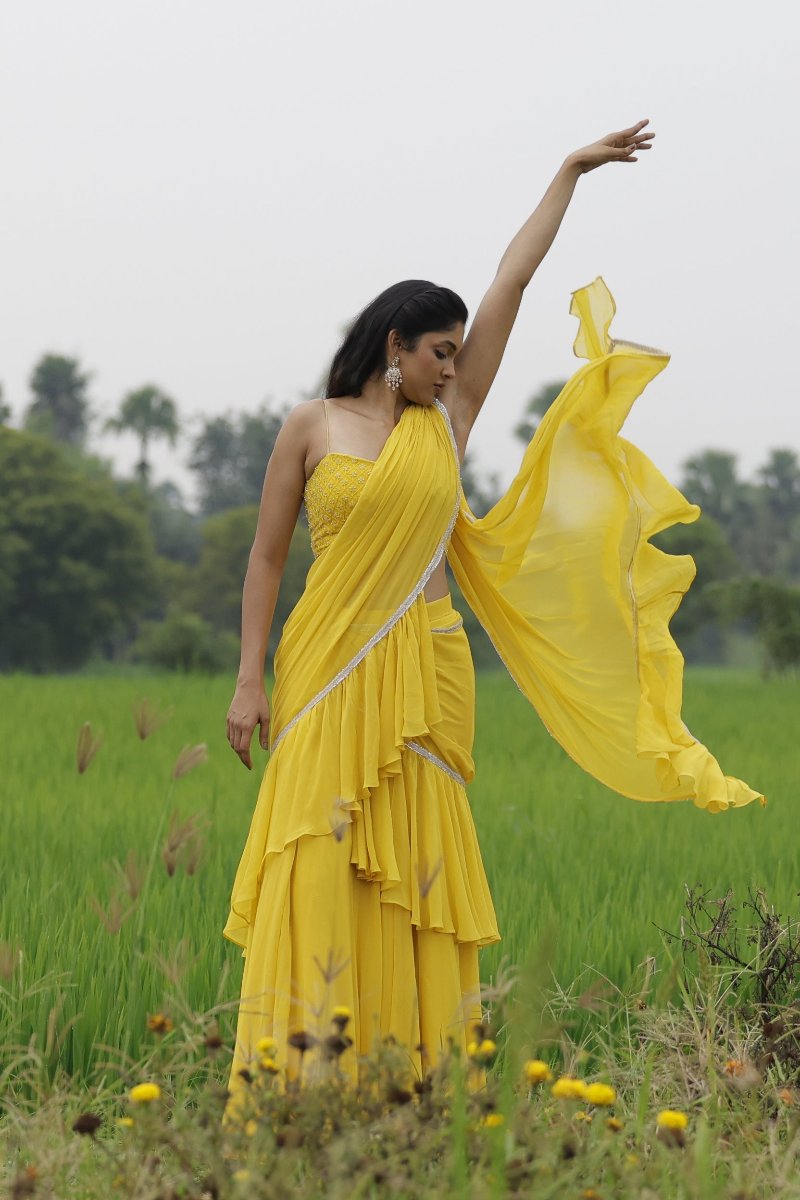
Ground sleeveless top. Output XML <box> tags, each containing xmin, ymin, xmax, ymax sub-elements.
<box><xmin>304</xmin><ymin>399</ymin><xmax>374</xmax><ymax>558</ymax></box>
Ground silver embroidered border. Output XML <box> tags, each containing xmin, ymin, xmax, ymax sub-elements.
<box><xmin>430</xmin><ymin>617</ymin><xmax>463</xmax><ymax>634</ymax></box>
<box><xmin>405</xmin><ymin>740</ymin><xmax>466</xmax><ymax>787</ymax></box>
<box><xmin>271</xmin><ymin>400</ymin><xmax>463</xmax><ymax>750</ymax></box>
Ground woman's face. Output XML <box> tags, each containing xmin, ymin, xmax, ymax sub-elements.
<box><xmin>393</xmin><ymin>324</ymin><xmax>465</xmax><ymax>407</ymax></box>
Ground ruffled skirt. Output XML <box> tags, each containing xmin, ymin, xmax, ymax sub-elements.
<box><xmin>223</xmin><ymin>593</ymin><xmax>499</xmax><ymax>1106</ymax></box>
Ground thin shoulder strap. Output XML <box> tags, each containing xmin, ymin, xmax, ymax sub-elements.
<box><xmin>322</xmin><ymin>398</ymin><xmax>331</xmax><ymax>453</ymax></box>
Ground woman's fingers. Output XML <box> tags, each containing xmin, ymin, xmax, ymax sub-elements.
<box><xmin>226</xmin><ymin>702</ymin><xmax>270</xmax><ymax>767</ymax></box>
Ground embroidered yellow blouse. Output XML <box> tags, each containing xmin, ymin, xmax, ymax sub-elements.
<box><xmin>304</xmin><ymin>453</ymin><xmax>374</xmax><ymax>558</ymax></box>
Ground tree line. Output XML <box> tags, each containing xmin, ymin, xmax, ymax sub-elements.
<box><xmin>1</xmin><ymin>353</ymin><xmax>798</xmax><ymax>674</ymax></box>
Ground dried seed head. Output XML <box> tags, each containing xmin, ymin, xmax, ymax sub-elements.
<box><xmin>288</xmin><ymin>1031</ymin><xmax>317</xmax><ymax>1054</ymax></box>
<box><xmin>132</xmin><ymin>698</ymin><xmax>173</xmax><ymax>740</ymax></box>
<box><xmin>322</xmin><ymin>1032</ymin><xmax>353</xmax><ymax>1060</ymax></box>
<box><xmin>76</xmin><ymin>722</ymin><xmax>103</xmax><ymax>774</ymax></box>
<box><xmin>172</xmin><ymin>743</ymin><xmax>208</xmax><ymax>779</ymax></box>
<box><xmin>72</xmin><ymin>1112</ymin><xmax>102</xmax><ymax>1137</ymax></box>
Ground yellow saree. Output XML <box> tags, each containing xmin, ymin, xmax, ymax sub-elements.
<box><xmin>223</xmin><ymin>276</ymin><xmax>763</xmax><ymax>1105</ymax></box>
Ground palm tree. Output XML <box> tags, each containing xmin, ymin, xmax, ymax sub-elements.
<box><xmin>105</xmin><ymin>385</ymin><xmax>179</xmax><ymax>484</ymax></box>
<box><xmin>25</xmin><ymin>354</ymin><xmax>92</xmax><ymax>446</ymax></box>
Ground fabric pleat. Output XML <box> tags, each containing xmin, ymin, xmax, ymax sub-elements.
<box><xmin>224</xmin><ymin>595</ymin><xmax>496</xmax><ymax>1110</ymax></box>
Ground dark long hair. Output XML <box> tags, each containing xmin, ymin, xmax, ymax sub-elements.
<box><xmin>325</xmin><ymin>280</ymin><xmax>468</xmax><ymax>399</ymax></box>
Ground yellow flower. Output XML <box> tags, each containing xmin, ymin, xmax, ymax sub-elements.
<box><xmin>606</xmin><ymin>1116</ymin><xmax>624</xmax><ymax>1132</ymax></box>
<box><xmin>523</xmin><ymin>1059</ymin><xmax>553</xmax><ymax>1085</ymax></box>
<box><xmin>582</xmin><ymin>1190</ymin><xmax>603</xmax><ymax>1200</ymax></box>
<box><xmin>551</xmin><ymin>1076</ymin><xmax>587</xmax><ymax>1101</ymax></box>
<box><xmin>584</xmin><ymin>1082</ymin><xmax>616</xmax><ymax>1107</ymax></box>
<box><xmin>481</xmin><ymin>1112</ymin><xmax>505</xmax><ymax>1128</ymax></box>
<box><xmin>332</xmin><ymin>1005</ymin><xmax>352</xmax><ymax>1022</ymax></box>
<box><xmin>116</xmin><ymin>1116</ymin><xmax>135</xmax><ymax>1128</ymax></box>
<box><xmin>258</xmin><ymin>1056</ymin><xmax>280</xmax><ymax>1074</ymax></box>
<box><xmin>244</xmin><ymin>1119</ymin><xmax>258</xmax><ymax>1137</ymax></box>
<box><xmin>656</xmin><ymin>1109</ymin><xmax>689</xmax><ymax>1130</ymax></box>
<box><xmin>574</xmin><ymin>1110</ymin><xmax>593</xmax><ymax>1123</ymax></box>
<box><xmin>129</xmin><ymin>1083</ymin><xmax>161</xmax><ymax>1104</ymax></box>
<box><xmin>256</xmin><ymin>1035</ymin><xmax>277</xmax><ymax>1056</ymax></box>
<box><xmin>468</xmin><ymin>1038</ymin><xmax>498</xmax><ymax>1065</ymax></box>
<box><xmin>232</xmin><ymin>1169</ymin><xmax>251</xmax><ymax>1183</ymax></box>
<box><xmin>147</xmin><ymin>1012</ymin><xmax>174</xmax><ymax>1035</ymax></box>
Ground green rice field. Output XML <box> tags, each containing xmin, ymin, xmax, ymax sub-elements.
<box><xmin>1</xmin><ymin>665</ymin><xmax>796</xmax><ymax>1087</ymax></box>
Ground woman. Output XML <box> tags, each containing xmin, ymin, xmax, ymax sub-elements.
<box><xmin>222</xmin><ymin>120</ymin><xmax>763</xmax><ymax>1107</ymax></box>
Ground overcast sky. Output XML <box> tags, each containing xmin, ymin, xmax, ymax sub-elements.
<box><xmin>1</xmin><ymin>0</ymin><xmax>797</xmax><ymax>508</ymax></box>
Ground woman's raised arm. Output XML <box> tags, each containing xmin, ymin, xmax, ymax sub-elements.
<box><xmin>451</xmin><ymin>119</ymin><xmax>655</xmax><ymax>446</ymax></box>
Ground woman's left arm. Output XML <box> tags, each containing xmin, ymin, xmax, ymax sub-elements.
<box><xmin>451</xmin><ymin>119</ymin><xmax>655</xmax><ymax>447</ymax></box>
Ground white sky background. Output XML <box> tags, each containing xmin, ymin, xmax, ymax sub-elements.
<box><xmin>1</xmin><ymin>0</ymin><xmax>797</xmax><ymax>509</ymax></box>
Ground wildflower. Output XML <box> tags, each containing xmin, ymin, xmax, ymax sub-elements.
<box><xmin>606</xmin><ymin>1116</ymin><xmax>624</xmax><ymax>1132</ymax></box>
<box><xmin>625</xmin><ymin>1152</ymin><xmax>640</xmax><ymax>1166</ymax></box>
<box><xmin>481</xmin><ymin>1112</ymin><xmax>505</xmax><ymax>1128</ymax></box>
<box><xmin>129</xmin><ymin>1082</ymin><xmax>161</xmax><ymax>1104</ymax></box>
<box><xmin>255</xmin><ymin>1036</ymin><xmax>278</xmax><ymax>1057</ymax></box>
<box><xmin>323</xmin><ymin>1032</ymin><xmax>354</xmax><ymax>1060</ymax></box>
<box><xmin>72</xmin><ymin>1112</ymin><xmax>102</xmax><ymax>1137</ymax></box>
<box><xmin>778</xmin><ymin>1087</ymin><xmax>796</xmax><ymax>1106</ymax></box>
<box><xmin>656</xmin><ymin>1109</ymin><xmax>688</xmax><ymax>1130</ymax></box>
<box><xmin>551</xmin><ymin>1077</ymin><xmax>588</xmax><ymax>1101</ymax></box>
<box><xmin>574</xmin><ymin>1110</ymin><xmax>593</xmax><ymax>1123</ymax></box>
<box><xmin>258</xmin><ymin>1057</ymin><xmax>280</xmax><ymax>1074</ymax></box>
<box><xmin>203</xmin><ymin>1029</ymin><xmax>223</xmax><ymax>1052</ymax></box>
<box><xmin>656</xmin><ymin>1108</ymin><xmax>688</xmax><ymax>1148</ymax></box>
<box><xmin>147</xmin><ymin>1013</ymin><xmax>173</xmax><ymax>1035</ymax></box>
<box><xmin>386</xmin><ymin>1082</ymin><xmax>413</xmax><ymax>1105</ymax></box>
<box><xmin>724</xmin><ymin>1058</ymin><xmax>744</xmax><ymax>1075</ymax></box>
<box><xmin>584</xmin><ymin>1082</ymin><xmax>616</xmax><ymax>1107</ymax></box>
<box><xmin>332</xmin><ymin>1005</ymin><xmax>352</xmax><ymax>1030</ymax></box>
<box><xmin>117</xmin><ymin>1116</ymin><xmax>135</xmax><ymax>1128</ymax></box>
<box><xmin>244</xmin><ymin>1119</ymin><xmax>258</xmax><ymax>1137</ymax></box>
<box><xmin>232</xmin><ymin>1169</ymin><xmax>251</xmax><ymax>1184</ymax></box>
<box><xmin>468</xmin><ymin>1038</ymin><xmax>498</xmax><ymax>1066</ymax></box>
<box><xmin>582</xmin><ymin>1190</ymin><xmax>603</xmax><ymax>1200</ymax></box>
<box><xmin>288</xmin><ymin>1030</ymin><xmax>317</xmax><ymax>1054</ymax></box>
<box><xmin>523</xmin><ymin>1059</ymin><xmax>553</xmax><ymax>1085</ymax></box>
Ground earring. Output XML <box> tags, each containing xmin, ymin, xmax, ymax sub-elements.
<box><xmin>384</xmin><ymin>355</ymin><xmax>402</xmax><ymax>391</ymax></box>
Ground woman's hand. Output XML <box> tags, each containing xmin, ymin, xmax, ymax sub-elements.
<box><xmin>568</xmin><ymin>119</ymin><xmax>655</xmax><ymax>174</ymax></box>
<box><xmin>227</xmin><ymin>683</ymin><xmax>271</xmax><ymax>770</ymax></box>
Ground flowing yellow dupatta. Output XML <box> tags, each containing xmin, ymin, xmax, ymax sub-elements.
<box><xmin>447</xmin><ymin>276</ymin><xmax>764</xmax><ymax>814</ymax></box>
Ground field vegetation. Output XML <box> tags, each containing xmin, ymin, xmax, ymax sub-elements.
<box><xmin>1</xmin><ymin>667</ymin><xmax>798</xmax><ymax>1197</ymax></box>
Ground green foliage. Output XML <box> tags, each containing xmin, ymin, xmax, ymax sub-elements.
<box><xmin>116</xmin><ymin>479</ymin><xmax>201</xmax><ymax>566</ymax></box>
<box><xmin>651</xmin><ymin>514</ymin><xmax>738</xmax><ymax>664</ymax></box>
<box><xmin>23</xmin><ymin>353</ymin><xmax>92</xmax><ymax>447</ymax></box>
<box><xmin>182</xmin><ymin>507</ymin><xmax>314</xmax><ymax>659</ymax></box>
<box><xmin>717</xmin><ymin>576</ymin><xmax>800</xmax><ymax>675</ymax></box>
<box><xmin>189</xmin><ymin>403</ymin><xmax>288</xmax><ymax>516</ymax></box>
<box><xmin>0</xmin><ymin>429</ymin><xmax>158</xmax><ymax>670</ymax></box>
<box><xmin>133</xmin><ymin>609</ymin><xmax>239</xmax><ymax>672</ymax></box>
